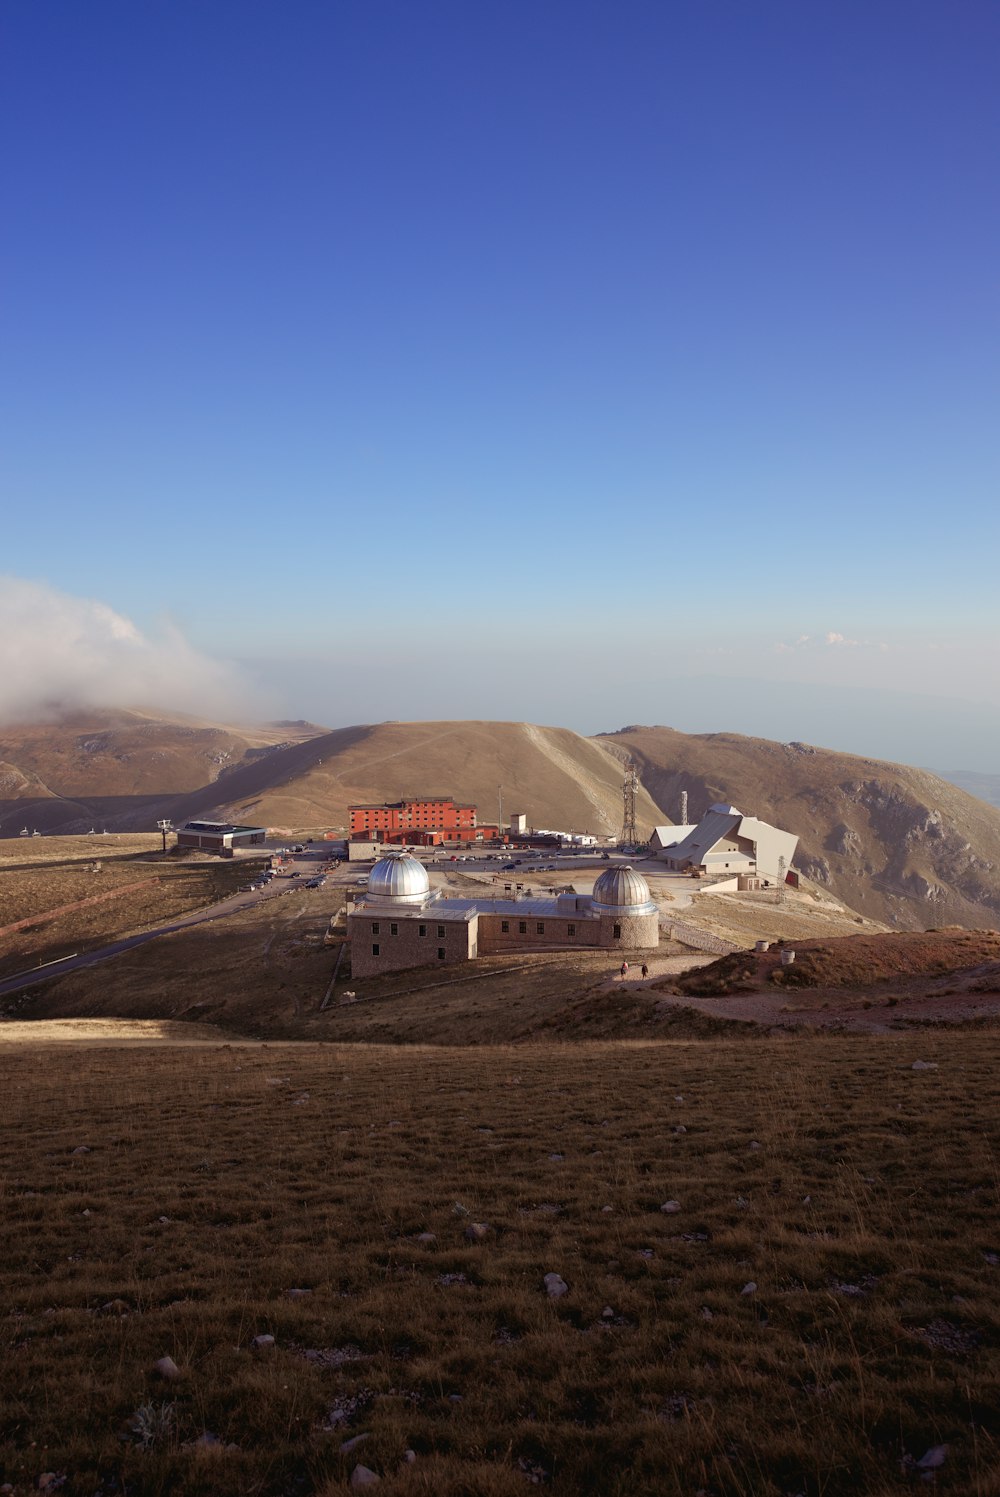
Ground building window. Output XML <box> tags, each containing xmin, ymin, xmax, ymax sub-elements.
<box><xmin>390</xmin><ymin>923</ymin><xmax>398</xmax><ymax>936</ymax></box>
<box><xmin>519</xmin><ymin>921</ymin><xmax>527</xmax><ymax>934</ymax></box>
<box><xmin>372</xmin><ymin>943</ymin><xmax>380</xmax><ymax>956</ymax></box>
<box><xmin>613</xmin><ymin>923</ymin><xmax>622</xmax><ymax>939</ymax></box>
<box><xmin>371</xmin><ymin>921</ymin><xmax>380</xmax><ymax>934</ymax></box>
<box><xmin>501</xmin><ymin>920</ymin><xmax>509</xmax><ymax>934</ymax></box>
<box><xmin>536</xmin><ymin>922</ymin><xmax>544</xmax><ymax>935</ymax></box>
<box><xmin>419</xmin><ymin>924</ymin><xmax>426</xmax><ymax>937</ymax></box>
<box><xmin>568</xmin><ymin>923</ymin><xmax>576</xmax><ymax>936</ymax></box>
<box><xmin>437</xmin><ymin>925</ymin><xmax>445</xmax><ymax>938</ymax></box>
<box><xmin>437</xmin><ymin>947</ymin><xmax>446</xmax><ymax>960</ymax></box>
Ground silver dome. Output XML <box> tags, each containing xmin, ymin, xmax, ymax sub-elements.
<box><xmin>591</xmin><ymin>865</ymin><xmax>656</xmax><ymax>913</ymax></box>
<box><xmin>367</xmin><ymin>851</ymin><xmax>430</xmax><ymax>904</ymax></box>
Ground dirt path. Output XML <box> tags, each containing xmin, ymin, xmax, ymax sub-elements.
<box><xmin>651</xmin><ymin>982</ymin><xmax>1000</xmax><ymax>1032</ymax></box>
<box><xmin>0</xmin><ymin>1018</ymin><xmax>263</xmax><ymax>1045</ymax></box>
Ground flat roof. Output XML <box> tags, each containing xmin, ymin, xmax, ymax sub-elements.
<box><xmin>179</xmin><ymin>821</ymin><xmax>266</xmax><ymax>835</ymax></box>
<box><xmin>353</xmin><ymin>894</ymin><xmax>599</xmax><ymax>922</ymax></box>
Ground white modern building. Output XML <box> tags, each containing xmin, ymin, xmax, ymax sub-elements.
<box><xmin>652</xmin><ymin>804</ymin><xmax>797</xmax><ymax>882</ymax></box>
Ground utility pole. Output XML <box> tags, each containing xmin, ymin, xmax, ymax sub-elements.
<box><xmin>497</xmin><ymin>784</ymin><xmax>503</xmax><ymax>840</ymax></box>
<box><xmin>157</xmin><ymin>819</ymin><xmax>173</xmax><ymax>854</ymax></box>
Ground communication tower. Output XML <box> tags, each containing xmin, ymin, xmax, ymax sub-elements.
<box><xmin>620</xmin><ymin>759</ymin><xmax>639</xmax><ymax>846</ymax></box>
<box><xmin>679</xmin><ymin>790</ymin><xmax>688</xmax><ymax>826</ymax></box>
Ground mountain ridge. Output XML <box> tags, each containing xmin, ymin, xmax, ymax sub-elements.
<box><xmin>2</xmin><ymin>709</ymin><xmax>999</xmax><ymax>932</ymax></box>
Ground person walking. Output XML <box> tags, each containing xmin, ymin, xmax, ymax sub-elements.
<box><xmin>620</xmin><ymin>961</ymin><xmax>629</xmax><ymax>980</ymax></box>
<box><xmin>641</xmin><ymin>962</ymin><xmax>649</xmax><ymax>979</ymax></box>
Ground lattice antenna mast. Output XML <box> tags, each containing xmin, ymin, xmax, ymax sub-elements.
<box><xmin>620</xmin><ymin>759</ymin><xmax>639</xmax><ymax>846</ymax></box>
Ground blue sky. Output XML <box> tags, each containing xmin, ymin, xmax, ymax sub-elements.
<box><xmin>2</xmin><ymin>2</ymin><xmax>998</xmax><ymax>764</ymax></box>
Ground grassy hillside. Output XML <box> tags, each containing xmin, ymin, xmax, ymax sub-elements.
<box><xmin>0</xmin><ymin>709</ymin><xmax>322</xmax><ymax>835</ymax></box>
<box><xmin>206</xmin><ymin>720</ymin><xmax>664</xmax><ymax>839</ymax></box>
<box><xmin>2</xmin><ymin>1034</ymin><xmax>998</xmax><ymax>1495</ymax></box>
<box><xmin>602</xmin><ymin>726</ymin><xmax>1000</xmax><ymax>932</ymax></box>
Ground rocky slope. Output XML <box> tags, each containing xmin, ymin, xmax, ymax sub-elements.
<box><xmin>602</xmin><ymin>725</ymin><xmax>1000</xmax><ymax>931</ymax></box>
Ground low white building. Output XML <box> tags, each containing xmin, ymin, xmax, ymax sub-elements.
<box><xmin>654</xmin><ymin>804</ymin><xmax>797</xmax><ymax>882</ymax></box>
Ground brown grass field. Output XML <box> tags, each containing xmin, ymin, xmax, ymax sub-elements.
<box><xmin>1</xmin><ymin>1032</ymin><xmax>998</xmax><ymax>1496</ymax></box>
<box><xmin>0</xmin><ymin>837</ymin><xmax>260</xmax><ymax>980</ymax></box>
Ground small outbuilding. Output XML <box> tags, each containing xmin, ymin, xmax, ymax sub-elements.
<box><xmin>175</xmin><ymin>820</ymin><xmax>267</xmax><ymax>855</ymax></box>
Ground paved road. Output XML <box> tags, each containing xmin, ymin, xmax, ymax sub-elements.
<box><xmin>0</xmin><ymin>863</ymin><xmax>319</xmax><ymax>1000</ymax></box>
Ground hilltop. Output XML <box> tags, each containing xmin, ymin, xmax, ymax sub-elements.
<box><xmin>0</xmin><ymin>715</ymin><xmax>661</xmax><ymax>843</ymax></box>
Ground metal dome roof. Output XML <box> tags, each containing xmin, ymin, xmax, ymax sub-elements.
<box><xmin>591</xmin><ymin>864</ymin><xmax>656</xmax><ymax>913</ymax></box>
<box><xmin>367</xmin><ymin>852</ymin><xmax>431</xmax><ymax>904</ymax></box>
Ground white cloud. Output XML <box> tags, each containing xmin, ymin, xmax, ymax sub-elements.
<box><xmin>0</xmin><ymin>576</ymin><xmax>261</xmax><ymax>724</ymax></box>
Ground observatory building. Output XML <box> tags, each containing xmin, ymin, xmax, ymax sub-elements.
<box><xmin>347</xmin><ymin>852</ymin><xmax>660</xmax><ymax>977</ymax></box>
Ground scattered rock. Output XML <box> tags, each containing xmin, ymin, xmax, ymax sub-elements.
<box><xmin>71</xmin><ymin>1146</ymin><xmax>91</xmax><ymax>1156</ymax></box>
<box><xmin>911</xmin><ymin>1060</ymin><xmax>939</xmax><ymax>1071</ymax></box>
<box><xmin>452</xmin><ymin>1201</ymin><xmax>470</xmax><ymax>1217</ymax></box>
<box><xmin>157</xmin><ymin>1216</ymin><xmax>171</xmax><ymax>1225</ymax></box>
<box><xmin>286</xmin><ymin>1288</ymin><xmax>312</xmax><ymax>1299</ymax></box>
<box><xmin>660</xmin><ymin>1200</ymin><xmax>682</xmax><ymax>1214</ymax></box>
<box><xmin>917</xmin><ymin>1446</ymin><xmax>949</xmax><ymax>1470</ymax></box>
<box><xmin>601</xmin><ymin>1205</ymin><xmax>614</xmax><ymax>1213</ymax></box>
<box><xmin>749</xmin><ymin>1141</ymin><xmax>762</xmax><ymax>1152</ymax></box>
<box><xmin>152</xmin><ymin>1355</ymin><xmax>181</xmax><ymax>1381</ymax></box>
<box><xmin>548</xmin><ymin>1152</ymin><xmax>564</xmax><ymax>1162</ymax></box>
<box><xmin>415</xmin><ymin>1232</ymin><xmax>437</xmax><ymax>1245</ymax></box>
<box><xmin>402</xmin><ymin>1449</ymin><xmax>417</xmax><ymax>1464</ymax></box>
<box><xmin>601</xmin><ymin>1306</ymin><xmax>615</xmax><ymax>1319</ymax></box>
<box><xmin>674</xmin><ymin>1095</ymin><xmax>684</xmax><ymax>1103</ymax></box>
<box><xmin>251</xmin><ymin>1334</ymin><xmax>275</xmax><ymax>1351</ymax></box>
<box><xmin>700</xmin><ymin>1306</ymin><xmax>714</xmax><ymax>1320</ymax></box>
<box><xmin>543</xmin><ymin>1272</ymin><xmax>568</xmax><ymax>1298</ymax></box>
<box><xmin>100</xmin><ymin>1299</ymin><xmax>131</xmax><ymax>1317</ymax></box>
<box><xmin>340</xmin><ymin>1432</ymin><xmax>371</xmax><ymax>1454</ymax></box>
<box><xmin>186</xmin><ymin>1431</ymin><xmax>223</xmax><ymax>1450</ymax></box>
<box><xmin>672</xmin><ymin>1125</ymin><xmax>687</xmax><ymax>1134</ymax></box>
<box><xmin>740</xmin><ymin>1282</ymin><xmax>757</xmax><ymax>1296</ymax></box>
<box><xmin>465</xmin><ymin>1222</ymin><xmax>490</xmax><ymax>1243</ymax></box>
<box><xmin>350</xmin><ymin>1466</ymin><xmax>380</xmax><ymax>1490</ymax></box>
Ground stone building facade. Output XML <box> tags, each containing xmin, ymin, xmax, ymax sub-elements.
<box><xmin>346</xmin><ymin>854</ymin><xmax>659</xmax><ymax>978</ymax></box>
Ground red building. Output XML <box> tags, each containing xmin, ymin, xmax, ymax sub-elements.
<box><xmin>349</xmin><ymin>797</ymin><xmax>499</xmax><ymax>845</ymax></box>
